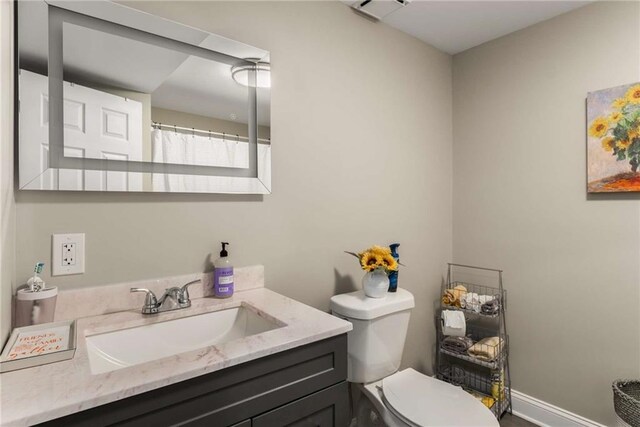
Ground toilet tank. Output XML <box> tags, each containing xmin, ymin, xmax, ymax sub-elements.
<box><xmin>330</xmin><ymin>288</ymin><xmax>414</xmax><ymax>383</ymax></box>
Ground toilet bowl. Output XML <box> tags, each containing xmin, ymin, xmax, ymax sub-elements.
<box><xmin>330</xmin><ymin>289</ymin><xmax>499</xmax><ymax>427</ymax></box>
<box><xmin>356</xmin><ymin>368</ymin><xmax>499</xmax><ymax>427</ymax></box>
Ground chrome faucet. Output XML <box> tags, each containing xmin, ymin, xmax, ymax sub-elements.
<box><xmin>130</xmin><ymin>279</ymin><xmax>201</xmax><ymax>315</ymax></box>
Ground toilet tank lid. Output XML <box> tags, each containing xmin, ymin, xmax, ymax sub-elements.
<box><xmin>330</xmin><ymin>288</ymin><xmax>414</xmax><ymax>320</ymax></box>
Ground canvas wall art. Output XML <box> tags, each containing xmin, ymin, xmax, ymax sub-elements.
<box><xmin>587</xmin><ymin>82</ymin><xmax>640</xmax><ymax>192</ymax></box>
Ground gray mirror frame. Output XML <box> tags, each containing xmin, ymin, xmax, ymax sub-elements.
<box><xmin>18</xmin><ymin>2</ymin><xmax>272</xmax><ymax>194</ymax></box>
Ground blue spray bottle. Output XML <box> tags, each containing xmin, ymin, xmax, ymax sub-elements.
<box><xmin>388</xmin><ymin>243</ymin><xmax>400</xmax><ymax>292</ymax></box>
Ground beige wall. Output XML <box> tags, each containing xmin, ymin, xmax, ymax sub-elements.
<box><xmin>453</xmin><ymin>1</ymin><xmax>640</xmax><ymax>424</ymax></box>
<box><xmin>0</xmin><ymin>0</ymin><xmax>16</xmax><ymax>346</ymax></box>
<box><xmin>14</xmin><ymin>1</ymin><xmax>453</xmax><ymax>373</ymax></box>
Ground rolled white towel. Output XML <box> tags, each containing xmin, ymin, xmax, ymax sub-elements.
<box><xmin>478</xmin><ymin>294</ymin><xmax>495</xmax><ymax>304</ymax></box>
<box><xmin>462</xmin><ymin>292</ymin><xmax>480</xmax><ymax>312</ymax></box>
<box><xmin>441</xmin><ymin>310</ymin><xmax>466</xmax><ymax>337</ymax></box>
<box><xmin>462</xmin><ymin>293</ymin><xmax>495</xmax><ymax>313</ymax></box>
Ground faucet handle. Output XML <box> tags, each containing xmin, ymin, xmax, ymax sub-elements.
<box><xmin>130</xmin><ymin>288</ymin><xmax>158</xmax><ymax>311</ymax></box>
<box><xmin>178</xmin><ymin>279</ymin><xmax>201</xmax><ymax>305</ymax></box>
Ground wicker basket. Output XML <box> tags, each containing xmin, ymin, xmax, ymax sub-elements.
<box><xmin>613</xmin><ymin>380</ymin><xmax>640</xmax><ymax>427</ymax></box>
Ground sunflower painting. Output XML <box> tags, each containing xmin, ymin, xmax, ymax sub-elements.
<box><xmin>587</xmin><ymin>82</ymin><xmax>640</xmax><ymax>192</ymax></box>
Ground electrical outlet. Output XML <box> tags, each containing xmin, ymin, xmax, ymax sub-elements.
<box><xmin>62</xmin><ymin>242</ymin><xmax>76</xmax><ymax>266</ymax></box>
<box><xmin>52</xmin><ymin>233</ymin><xmax>85</xmax><ymax>276</ymax></box>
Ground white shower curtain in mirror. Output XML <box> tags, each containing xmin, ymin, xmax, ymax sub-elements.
<box><xmin>151</xmin><ymin>129</ymin><xmax>269</xmax><ymax>192</ymax></box>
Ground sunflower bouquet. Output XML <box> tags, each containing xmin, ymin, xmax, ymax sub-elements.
<box><xmin>346</xmin><ymin>245</ymin><xmax>399</xmax><ymax>273</ymax></box>
<box><xmin>589</xmin><ymin>84</ymin><xmax>640</xmax><ymax>172</ymax></box>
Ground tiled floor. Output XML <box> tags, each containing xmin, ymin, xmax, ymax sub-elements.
<box><xmin>499</xmin><ymin>413</ymin><xmax>537</xmax><ymax>426</ymax></box>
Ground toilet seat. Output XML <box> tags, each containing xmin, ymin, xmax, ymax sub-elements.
<box><xmin>377</xmin><ymin>368</ymin><xmax>499</xmax><ymax>427</ymax></box>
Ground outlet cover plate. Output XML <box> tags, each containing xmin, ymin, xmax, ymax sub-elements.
<box><xmin>52</xmin><ymin>233</ymin><xmax>85</xmax><ymax>276</ymax></box>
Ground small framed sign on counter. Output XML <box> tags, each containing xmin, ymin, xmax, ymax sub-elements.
<box><xmin>0</xmin><ymin>320</ymin><xmax>76</xmax><ymax>373</ymax></box>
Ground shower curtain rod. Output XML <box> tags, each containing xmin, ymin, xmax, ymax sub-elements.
<box><xmin>152</xmin><ymin>121</ymin><xmax>271</xmax><ymax>145</ymax></box>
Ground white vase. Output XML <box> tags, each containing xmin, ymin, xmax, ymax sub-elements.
<box><xmin>362</xmin><ymin>269</ymin><xmax>389</xmax><ymax>298</ymax></box>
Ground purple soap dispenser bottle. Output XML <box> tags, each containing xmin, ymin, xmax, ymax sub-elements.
<box><xmin>213</xmin><ymin>242</ymin><xmax>234</xmax><ymax>298</ymax></box>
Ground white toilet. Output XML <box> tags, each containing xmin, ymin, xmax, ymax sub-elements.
<box><xmin>330</xmin><ymin>288</ymin><xmax>499</xmax><ymax>427</ymax></box>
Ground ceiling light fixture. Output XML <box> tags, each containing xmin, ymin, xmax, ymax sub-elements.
<box><xmin>231</xmin><ymin>60</ymin><xmax>271</xmax><ymax>88</ymax></box>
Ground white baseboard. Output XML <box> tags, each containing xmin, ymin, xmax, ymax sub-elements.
<box><xmin>511</xmin><ymin>389</ymin><xmax>606</xmax><ymax>427</ymax></box>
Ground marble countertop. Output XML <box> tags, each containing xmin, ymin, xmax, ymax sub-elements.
<box><xmin>0</xmin><ymin>288</ymin><xmax>352</xmax><ymax>426</ymax></box>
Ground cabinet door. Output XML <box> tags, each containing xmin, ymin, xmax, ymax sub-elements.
<box><xmin>230</xmin><ymin>421</ymin><xmax>251</xmax><ymax>427</ymax></box>
<box><xmin>253</xmin><ymin>382</ymin><xmax>349</xmax><ymax>427</ymax></box>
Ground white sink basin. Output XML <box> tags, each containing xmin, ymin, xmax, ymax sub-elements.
<box><xmin>86</xmin><ymin>306</ymin><xmax>281</xmax><ymax>374</ymax></box>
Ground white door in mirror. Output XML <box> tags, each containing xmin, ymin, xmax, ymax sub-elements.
<box><xmin>52</xmin><ymin>233</ymin><xmax>85</xmax><ymax>276</ymax></box>
<box><xmin>19</xmin><ymin>70</ymin><xmax>143</xmax><ymax>191</ymax></box>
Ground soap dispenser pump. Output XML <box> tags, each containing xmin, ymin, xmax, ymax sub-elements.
<box><xmin>213</xmin><ymin>242</ymin><xmax>234</xmax><ymax>298</ymax></box>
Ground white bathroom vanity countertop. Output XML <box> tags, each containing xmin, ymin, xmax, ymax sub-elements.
<box><xmin>0</xmin><ymin>288</ymin><xmax>352</xmax><ymax>426</ymax></box>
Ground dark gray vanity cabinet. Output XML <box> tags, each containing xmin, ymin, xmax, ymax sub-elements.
<box><xmin>253</xmin><ymin>382</ymin><xmax>348</xmax><ymax>427</ymax></box>
<box><xmin>40</xmin><ymin>335</ymin><xmax>348</xmax><ymax>427</ymax></box>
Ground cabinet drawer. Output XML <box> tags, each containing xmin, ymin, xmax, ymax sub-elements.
<box><xmin>40</xmin><ymin>334</ymin><xmax>347</xmax><ymax>427</ymax></box>
<box><xmin>253</xmin><ymin>382</ymin><xmax>349</xmax><ymax>427</ymax></box>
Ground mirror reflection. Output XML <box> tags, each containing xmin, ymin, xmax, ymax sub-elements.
<box><xmin>18</xmin><ymin>1</ymin><xmax>271</xmax><ymax>193</ymax></box>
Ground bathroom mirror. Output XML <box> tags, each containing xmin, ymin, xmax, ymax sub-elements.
<box><xmin>17</xmin><ymin>1</ymin><xmax>271</xmax><ymax>194</ymax></box>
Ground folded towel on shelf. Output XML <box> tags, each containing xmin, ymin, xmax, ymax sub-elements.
<box><xmin>441</xmin><ymin>336</ymin><xmax>474</xmax><ymax>353</ymax></box>
<box><xmin>441</xmin><ymin>310</ymin><xmax>466</xmax><ymax>337</ymax></box>
<box><xmin>481</xmin><ymin>298</ymin><xmax>500</xmax><ymax>315</ymax></box>
<box><xmin>461</xmin><ymin>292</ymin><xmax>479</xmax><ymax>312</ymax></box>
<box><xmin>441</xmin><ymin>292</ymin><xmax>457</xmax><ymax>307</ymax></box>
<box><xmin>461</xmin><ymin>293</ymin><xmax>497</xmax><ymax>313</ymax></box>
<box><xmin>478</xmin><ymin>294</ymin><xmax>494</xmax><ymax>304</ymax></box>
<box><xmin>440</xmin><ymin>365</ymin><xmax>467</xmax><ymax>385</ymax></box>
<box><xmin>451</xmin><ymin>284</ymin><xmax>467</xmax><ymax>301</ymax></box>
<box><xmin>467</xmin><ymin>336</ymin><xmax>503</xmax><ymax>362</ymax></box>
<box><xmin>442</xmin><ymin>284</ymin><xmax>467</xmax><ymax>308</ymax></box>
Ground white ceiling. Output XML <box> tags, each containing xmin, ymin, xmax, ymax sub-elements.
<box><xmin>350</xmin><ymin>1</ymin><xmax>593</xmax><ymax>54</ymax></box>
<box><xmin>152</xmin><ymin>54</ymin><xmax>271</xmax><ymax>126</ymax></box>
